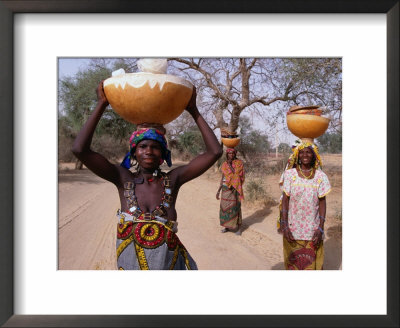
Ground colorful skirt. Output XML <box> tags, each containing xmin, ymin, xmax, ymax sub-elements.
<box><xmin>116</xmin><ymin>212</ymin><xmax>197</xmax><ymax>270</ymax></box>
<box><xmin>283</xmin><ymin>238</ymin><xmax>324</xmax><ymax>270</ymax></box>
<box><xmin>219</xmin><ymin>185</ymin><xmax>242</xmax><ymax>230</ymax></box>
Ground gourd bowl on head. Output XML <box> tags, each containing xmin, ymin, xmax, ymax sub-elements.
<box><xmin>286</xmin><ymin>114</ymin><xmax>330</xmax><ymax>139</ymax></box>
<box><xmin>220</xmin><ymin>126</ymin><xmax>240</xmax><ymax>148</ymax></box>
<box><xmin>221</xmin><ymin>137</ymin><xmax>240</xmax><ymax>148</ymax></box>
<box><xmin>103</xmin><ymin>72</ymin><xmax>193</xmax><ymax>125</ymax></box>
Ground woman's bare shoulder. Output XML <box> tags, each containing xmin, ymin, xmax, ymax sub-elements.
<box><xmin>114</xmin><ymin>164</ymin><xmax>138</xmax><ymax>187</ymax></box>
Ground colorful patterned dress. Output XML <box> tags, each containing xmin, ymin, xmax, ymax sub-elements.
<box><xmin>219</xmin><ymin>159</ymin><xmax>245</xmax><ymax>230</ymax></box>
<box><xmin>116</xmin><ymin>172</ymin><xmax>197</xmax><ymax>270</ymax></box>
<box><xmin>282</xmin><ymin>168</ymin><xmax>331</xmax><ymax>270</ymax></box>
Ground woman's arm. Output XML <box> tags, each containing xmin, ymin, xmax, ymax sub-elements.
<box><xmin>173</xmin><ymin>87</ymin><xmax>223</xmax><ymax>186</ymax></box>
<box><xmin>216</xmin><ymin>174</ymin><xmax>224</xmax><ymax>200</ymax></box>
<box><xmin>312</xmin><ymin>197</ymin><xmax>326</xmax><ymax>246</ymax></box>
<box><xmin>71</xmin><ymin>81</ymin><xmax>121</xmax><ymax>184</ymax></box>
<box><xmin>281</xmin><ymin>193</ymin><xmax>295</xmax><ymax>242</ymax></box>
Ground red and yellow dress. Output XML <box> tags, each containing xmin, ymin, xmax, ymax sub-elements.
<box><xmin>219</xmin><ymin>159</ymin><xmax>245</xmax><ymax>230</ymax></box>
<box><xmin>116</xmin><ymin>172</ymin><xmax>197</xmax><ymax>270</ymax></box>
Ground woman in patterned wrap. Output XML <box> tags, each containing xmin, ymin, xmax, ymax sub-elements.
<box><xmin>280</xmin><ymin>141</ymin><xmax>331</xmax><ymax>270</ymax></box>
<box><xmin>72</xmin><ymin>81</ymin><xmax>222</xmax><ymax>270</ymax></box>
<box><xmin>216</xmin><ymin>148</ymin><xmax>245</xmax><ymax>235</ymax></box>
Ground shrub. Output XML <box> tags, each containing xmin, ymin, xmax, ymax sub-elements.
<box><xmin>246</xmin><ymin>180</ymin><xmax>267</xmax><ymax>201</ymax></box>
<box><xmin>176</xmin><ymin>129</ymin><xmax>205</xmax><ymax>156</ymax></box>
<box><xmin>316</xmin><ymin>130</ymin><xmax>342</xmax><ymax>153</ymax></box>
<box><xmin>91</xmin><ymin>135</ymin><xmax>128</xmax><ymax>163</ymax></box>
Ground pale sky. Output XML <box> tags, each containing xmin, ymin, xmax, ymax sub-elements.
<box><xmin>58</xmin><ymin>58</ymin><xmax>92</xmax><ymax>79</ymax></box>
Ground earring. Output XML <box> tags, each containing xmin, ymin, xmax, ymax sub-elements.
<box><xmin>153</xmin><ymin>169</ymin><xmax>158</xmax><ymax>177</ymax></box>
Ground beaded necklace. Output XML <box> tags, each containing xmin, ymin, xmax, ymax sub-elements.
<box><xmin>298</xmin><ymin>166</ymin><xmax>314</xmax><ymax>179</ymax></box>
<box><xmin>123</xmin><ymin>171</ymin><xmax>173</xmax><ymax>221</ymax></box>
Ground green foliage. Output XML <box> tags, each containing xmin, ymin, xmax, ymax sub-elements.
<box><xmin>96</xmin><ymin>112</ymin><xmax>136</xmax><ymax>142</ymax></box>
<box><xmin>58</xmin><ymin>116</ymin><xmax>77</xmax><ymax>162</ymax></box>
<box><xmin>175</xmin><ymin>127</ymin><xmax>206</xmax><ymax>156</ymax></box>
<box><xmin>278</xmin><ymin>142</ymin><xmax>291</xmax><ymax>153</ymax></box>
<box><xmin>59</xmin><ymin>66</ymin><xmax>110</xmax><ymax>122</ymax></box>
<box><xmin>316</xmin><ymin>130</ymin><xmax>342</xmax><ymax>153</ymax></box>
<box><xmin>237</xmin><ymin>116</ymin><xmax>270</xmax><ymax>155</ymax></box>
<box><xmin>90</xmin><ymin>135</ymin><xmax>129</xmax><ymax>163</ymax></box>
<box><xmin>243</xmin><ymin>130</ymin><xmax>270</xmax><ymax>152</ymax></box>
<box><xmin>58</xmin><ymin>61</ymin><xmax>137</xmax><ymax>162</ymax></box>
<box><xmin>59</xmin><ymin>61</ymin><xmax>136</xmax><ymax>139</ymax></box>
<box><xmin>230</xmin><ymin>116</ymin><xmax>270</xmax><ymax>174</ymax></box>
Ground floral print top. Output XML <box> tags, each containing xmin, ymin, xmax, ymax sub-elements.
<box><xmin>282</xmin><ymin>168</ymin><xmax>331</xmax><ymax>240</ymax></box>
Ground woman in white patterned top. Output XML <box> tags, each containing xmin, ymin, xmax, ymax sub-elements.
<box><xmin>280</xmin><ymin>141</ymin><xmax>331</xmax><ymax>270</ymax></box>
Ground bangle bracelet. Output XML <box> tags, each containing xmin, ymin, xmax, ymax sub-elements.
<box><xmin>318</xmin><ymin>227</ymin><xmax>324</xmax><ymax>234</ymax></box>
<box><xmin>319</xmin><ymin>215</ymin><xmax>326</xmax><ymax>221</ymax></box>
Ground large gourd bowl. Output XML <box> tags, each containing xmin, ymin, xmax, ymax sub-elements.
<box><xmin>103</xmin><ymin>73</ymin><xmax>193</xmax><ymax>125</ymax></box>
<box><xmin>221</xmin><ymin>137</ymin><xmax>240</xmax><ymax>148</ymax></box>
<box><xmin>286</xmin><ymin>114</ymin><xmax>330</xmax><ymax>139</ymax></box>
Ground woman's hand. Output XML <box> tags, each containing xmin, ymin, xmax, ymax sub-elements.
<box><xmin>281</xmin><ymin>221</ymin><xmax>295</xmax><ymax>242</ymax></box>
<box><xmin>185</xmin><ymin>86</ymin><xmax>198</xmax><ymax>116</ymax></box>
<box><xmin>96</xmin><ymin>80</ymin><xmax>109</xmax><ymax>107</ymax></box>
<box><xmin>283</xmin><ymin>227</ymin><xmax>295</xmax><ymax>243</ymax></box>
<box><xmin>312</xmin><ymin>229</ymin><xmax>323</xmax><ymax>246</ymax></box>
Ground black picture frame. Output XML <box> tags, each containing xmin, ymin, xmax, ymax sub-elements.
<box><xmin>0</xmin><ymin>1</ymin><xmax>398</xmax><ymax>327</ymax></box>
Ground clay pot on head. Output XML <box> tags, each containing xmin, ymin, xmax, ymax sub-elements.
<box><xmin>104</xmin><ymin>73</ymin><xmax>193</xmax><ymax>125</ymax></box>
<box><xmin>221</xmin><ymin>137</ymin><xmax>240</xmax><ymax>148</ymax></box>
<box><xmin>286</xmin><ymin>114</ymin><xmax>330</xmax><ymax>139</ymax></box>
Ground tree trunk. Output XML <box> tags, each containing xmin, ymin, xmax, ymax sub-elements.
<box><xmin>213</xmin><ymin>100</ymin><xmax>228</xmax><ymax>130</ymax></box>
<box><xmin>229</xmin><ymin>105</ymin><xmax>242</xmax><ymax>133</ymax></box>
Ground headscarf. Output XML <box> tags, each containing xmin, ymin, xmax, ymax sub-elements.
<box><xmin>226</xmin><ymin>148</ymin><xmax>237</xmax><ymax>154</ymax></box>
<box><xmin>287</xmin><ymin>140</ymin><xmax>322</xmax><ymax>170</ymax></box>
<box><xmin>121</xmin><ymin>128</ymin><xmax>172</xmax><ymax>169</ymax></box>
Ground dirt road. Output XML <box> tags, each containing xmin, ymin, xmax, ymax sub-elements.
<box><xmin>58</xmin><ymin>162</ymin><xmax>342</xmax><ymax>270</ymax></box>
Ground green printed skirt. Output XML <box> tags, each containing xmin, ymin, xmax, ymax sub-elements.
<box><xmin>219</xmin><ymin>185</ymin><xmax>242</xmax><ymax>230</ymax></box>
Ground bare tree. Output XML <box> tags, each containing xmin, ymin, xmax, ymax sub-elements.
<box><xmin>58</xmin><ymin>57</ymin><xmax>342</xmax><ymax>166</ymax></box>
<box><xmin>168</xmin><ymin>58</ymin><xmax>342</xmax><ymax>134</ymax></box>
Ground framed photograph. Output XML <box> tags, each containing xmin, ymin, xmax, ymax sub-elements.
<box><xmin>1</xmin><ymin>1</ymin><xmax>398</xmax><ymax>327</ymax></box>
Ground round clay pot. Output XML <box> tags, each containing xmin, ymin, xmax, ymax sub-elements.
<box><xmin>286</xmin><ymin>114</ymin><xmax>330</xmax><ymax>139</ymax></box>
<box><xmin>103</xmin><ymin>72</ymin><xmax>193</xmax><ymax>124</ymax></box>
<box><xmin>221</xmin><ymin>137</ymin><xmax>240</xmax><ymax>148</ymax></box>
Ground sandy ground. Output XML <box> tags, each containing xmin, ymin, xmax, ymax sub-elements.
<box><xmin>58</xmin><ymin>155</ymin><xmax>342</xmax><ymax>270</ymax></box>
